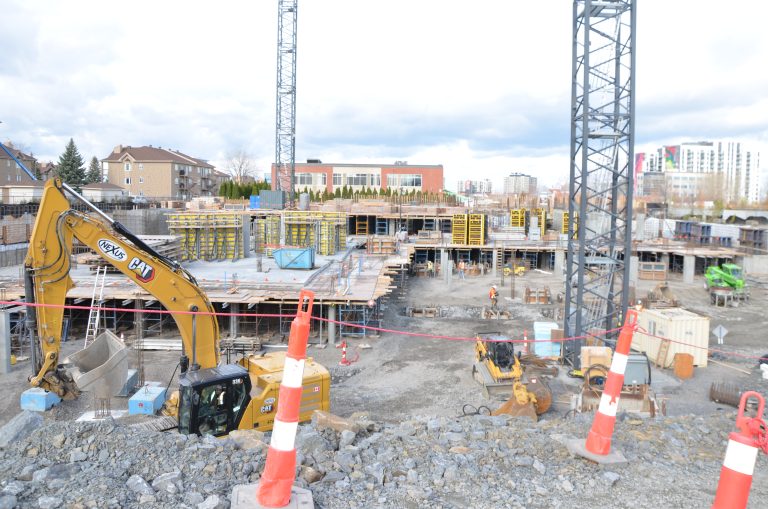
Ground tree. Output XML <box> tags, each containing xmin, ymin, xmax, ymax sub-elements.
<box><xmin>225</xmin><ymin>149</ymin><xmax>255</xmax><ymax>183</ymax></box>
<box><xmin>57</xmin><ymin>139</ymin><xmax>86</xmax><ymax>191</ymax></box>
<box><xmin>86</xmin><ymin>156</ymin><xmax>101</xmax><ymax>184</ymax></box>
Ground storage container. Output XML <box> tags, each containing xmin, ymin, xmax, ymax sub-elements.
<box><xmin>273</xmin><ymin>247</ymin><xmax>316</xmax><ymax>269</ymax></box>
<box><xmin>633</xmin><ymin>307</ymin><xmax>709</xmax><ymax>367</ymax></box>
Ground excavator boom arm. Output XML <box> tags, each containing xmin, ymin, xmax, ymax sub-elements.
<box><xmin>25</xmin><ymin>179</ymin><xmax>219</xmax><ymax>393</ymax></box>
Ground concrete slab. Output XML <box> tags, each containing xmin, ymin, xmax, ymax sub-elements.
<box><xmin>565</xmin><ymin>438</ymin><xmax>628</xmax><ymax>465</ymax></box>
<box><xmin>231</xmin><ymin>484</ymin><xmax>314</xmax><ymax>509</ymax></box>
<box><xmin>76</xmin><ymin>410</ymin><xmax>129</xmax><ymax>422</ymax></box>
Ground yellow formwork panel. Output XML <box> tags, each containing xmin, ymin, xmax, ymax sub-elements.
<box><xmin>452</xmin><ymin>214</ymin><xmax>468</xmax><ymax>245</ymax></box>
<box><xmin>510</xmin><ymin>208</ymin><xmax>526</xmax><ymax>228</ymax></box>
<box><xmin>468</xmin><ymin>213</ymin><xmax>485</xmax><ymax>246</ymax></box>
<box><xmin>167</xmin><ymin>212</ymin><xmax>244</xmax><ymax>261</ymax></box>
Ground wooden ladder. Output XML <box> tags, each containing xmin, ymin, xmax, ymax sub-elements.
<box><xmin>655</xmin><ymin>339</ymin><xmax>671</xmax><ymax>368</ymax></box>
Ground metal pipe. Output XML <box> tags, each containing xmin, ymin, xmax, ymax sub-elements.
<box><xmin>61</xmin><ymin>182</ymin><xmax>114</xmax><ymax>224</ymax></box>
<box><xmin>24</xmin><ymin>269</ymin><xmax>39</xmax><ymax>373</ymax></box>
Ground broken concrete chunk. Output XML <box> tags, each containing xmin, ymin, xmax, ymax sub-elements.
<box><xmin>0</xmin><ymin>411</ymin><xmax>44</xmax><ymax>448</ymax></box>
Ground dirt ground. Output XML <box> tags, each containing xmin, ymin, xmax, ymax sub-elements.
<box><xmin>2</xmin><ymin>268</ymin><xmax>767</xmax><ymax>428</ymax></box>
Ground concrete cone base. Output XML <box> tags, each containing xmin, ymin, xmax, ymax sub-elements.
<box><xmin>565</xmin><ymin>438</ymin><xmax>628</xmax><ymax>465</ymax></box>
<box><xmin>231</xmin><ymin>483</ymin><xmax>314</xmax><ymax>509</ymax></box>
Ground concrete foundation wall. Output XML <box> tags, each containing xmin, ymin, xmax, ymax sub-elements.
<box><xmin>111</xmin><ymin>209</ymin><xmax>172</xmax><ymax>236</ymax></box>
<box><xmin>741</xmin><ymin>255</ymin><xmax>768</xmax><ymax>275</ymax></box>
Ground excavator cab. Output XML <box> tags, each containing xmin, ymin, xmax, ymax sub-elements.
<box><xmin>177</xmin><ymin>364</ymin><xmax>252</xmax><ymax>436</ymax></box>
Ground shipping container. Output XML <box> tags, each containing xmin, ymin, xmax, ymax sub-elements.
<box><xmin>633</xmin><ymin>307</ymin><xmax>709</xmax><ymax>367</ymax></box>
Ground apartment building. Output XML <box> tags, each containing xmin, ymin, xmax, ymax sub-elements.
<box><xmin>101</xmin><ymin>145</ymin><xmax>217</xmax><ymax>200</ymax></box>
<box><xmin>271</xmin><ymin>161</ymin><xmax>444</xmax><ymax>194</ymax></box>
<box><xmin>635</xmin><ymin>141</ymin><xmax>762</xmax><ymax>203</ymax></box>
<box><xmin>503</xmin><ymin>172</ymin><xmax>537</xmax><ymax>195</ymax></box>
<box><xmin>457</xmin><ymin>179</ymin><xmax>493</xmax><ymax>195</ymax></box>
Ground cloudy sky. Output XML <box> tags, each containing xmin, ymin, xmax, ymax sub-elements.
<box><xmin>2</xmin><ymin>0</ymin><xmax>768</xmax><ymax>190</ymax></box>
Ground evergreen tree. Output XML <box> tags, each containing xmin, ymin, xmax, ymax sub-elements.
<box><xmin>86</xmin><ymin>156</ymin><xmax>102</xmax><ymax>184</ymax></box>
<box><xmin>29</xmin><ymin>153</ymin><xmax>42</xmax><ymax>180</ymax></box>
<box><xmin>57</xmin><ymin>139</ymin><xmax>86</xmax><ymax>191</ymax></box>
<box><xmin>334</xmin><ymin>187</ymin><xmax>341</xmax><ymax>198</ymax></box>
<box><xmin>219</xmin><ymin>180</ymin><xmax>229</xmax><ymax>197</ymax></box>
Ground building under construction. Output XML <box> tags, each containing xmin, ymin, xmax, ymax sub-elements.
<box><xmin>0</xmin><ymin>197</ymin><xmax>762</xmax><ymax>362</ymax></box>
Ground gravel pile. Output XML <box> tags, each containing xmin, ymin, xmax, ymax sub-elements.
<box><xmin>1</xmin><ymin>409</ymin><xmax>766</xmax><ymax>509</ymax></box>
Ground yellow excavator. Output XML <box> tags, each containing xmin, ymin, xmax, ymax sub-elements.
<box><xmin>473</xmin><ymin>332</ymin><xmax>552</xmax><ymax>421</ymax></box>
<box><xmin>25</xmin><ymin>178</ymin><xmax>330</xmax><ymax>435</ymax></box>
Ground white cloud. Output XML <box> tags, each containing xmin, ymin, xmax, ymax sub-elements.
<box><xmin>1</xmin><ymin>0</ymin><xmax>767</xmax><ymax>185</ymax></box>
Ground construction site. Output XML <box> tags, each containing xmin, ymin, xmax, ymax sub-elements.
<box><xmin>2</xmin><ymin>1</ymin><xmax>768</xmax><ymax>509</ymax></box>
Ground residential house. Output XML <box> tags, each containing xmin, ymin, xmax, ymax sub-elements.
<box><xmin>101</xmin><ymin>145</ymin><xmax>217</xmax><ymax>201</ymax></box>
<box><xmin>1</xmin><ymin>181</ymin><xmax>45</xmax><ymax>204</ymax></box>
<box><xmin>82</xmin><ymin>182</ymin><xmax>127</xmax><ymax>202</ymax></box>
<box><xmin>0</xmin><ymin>144</ymin><xmax>38</xmax><ymax>186</ymax></box>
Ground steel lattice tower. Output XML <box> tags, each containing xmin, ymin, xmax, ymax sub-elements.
<box><xmin>564</xmin><ymin>0</ymin><xmax>636</xmax><ymax>366</ymax></box>
<box><xmin>275</xmin><ymin>0</ymin><xmax>298</xmax><ymax>203</ymax></box>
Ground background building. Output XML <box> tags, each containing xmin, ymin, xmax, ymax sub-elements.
<box><xmin>0</xmin><ymin>145</ymin><xmax>37</xmax><ymax>185</ymax></box>
<box><xmin>271</xmin><ymin>161</ymin><xmax>444</xmax><ymax>194</ymax></box>
<box><xmin>636</xmin><ymin>141</ymin><xmax>762</xmax><ymax>204</ymax></box>
<box><xmin>503</xmin><ymin>172</ymin><xmax>537</xmax><ymax>195</ymax></box>
<box><xmin>457</xmin><ymin>179</ymin><xmax>492</xmax><ymax>195</ymax></box>
<box><xmin>101</xmin><ymin>145</ymin><xmax>217</xmax><ymax>201</ymax></box>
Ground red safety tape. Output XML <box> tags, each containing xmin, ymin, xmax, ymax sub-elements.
<box><xmin>2</xmin><ymin>299</ymin><xmax>765</xmax><ymax>361</ymax></box>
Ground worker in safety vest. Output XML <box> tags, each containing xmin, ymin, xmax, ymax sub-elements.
<box><xmin>489</xmin><ymin>285</ymin><xmax>498</xmax><ymax>309</ymax></box>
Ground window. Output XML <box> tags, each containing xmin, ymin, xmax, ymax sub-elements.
<box><xmin>139</xmin><ymin>177</ymin><xmax>144</xmax><ymax>184</ymax></box>
<box><xmin>124</xmin><ymin>163</ymin><xmax>131</xmax><ymax>171</ymax></box>
<box><xmin>102</xmin><ymin>162</ymin><xmax>109</xmax><ymax>170</ymax></box>
<box><xmin>124</xmin><ymin>177</ymin><xmax>131</xmax><ymax>185</ymax></box>
<box><xmin>16</xmin><ymin>175</ymin><xmax>21</xmax><ymax>182</ymax></box>
<box><xmin>139</xmin><ymin>163</ymin><xmax>143</xmax><ymax>170</ymax></box>
<box><xmin>297</xmin><ymin>173</ymin><xmax>313</xmax><ymax>186</ymax></box>
<box><xmin>400</xmin><ymin>174</ymin><xmax>422</xmax><ymax>187</ymax></box>
<box><xmin>333</xmin><ymin>173</ymin><xmax>342</xmax><ymax>186</ymax></box>
<box><xmin>320</xmin><ymin>173</ymin><xmax>327</xmax><ymax>185</ymax></box>
<box><xmin>347</xmin><ymin>173</ymin><xmax>368</xmax><ymax>186</ymax></box>
<box><xmin>387</xmin><ymin>174</ymin><xmax>399</xmax><ymax>187</ymax></box>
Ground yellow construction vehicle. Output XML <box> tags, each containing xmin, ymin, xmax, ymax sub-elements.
<box><xmin>503</xmin><ymin>264</ymin><xmax>526</xmax><ymax>277</ymax></box>
<box><xmin>472</xmin><ymin>332</ymin><xmax>552</xmax><ymax>420</ymax></box>
<box><xmin>25</xmin><ymin>178</ymin><xmax>329</xmax><ymax>435</ymax></box>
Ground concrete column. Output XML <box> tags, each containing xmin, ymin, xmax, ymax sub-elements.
<box><xmin>635</xmin><ymin>213</ymin><xmax>646</xmax><ymax>241</ymax></box>
<box><xmin>629</xmin><ymin>255</ymin><xmax>639</xmax><ymax>287</ymax></box>
<box><xmin>441</xmin><ymin>249</ymin><xmax>450</xmax><ymax>285</ymax></box>
<box><xmin>0</xmin><ymin>308</ymin><xmax>10</xmax><ymax>374</ymax></box>
<box><xmin>229</xmin><ymin>303</ymin><xmax>239</xmax><ymax>338</ymax></box>
<box><xmin>492</xmin><ymin>248</ymin><xmax>498</xmax><ymax>277</ymax></box>
<box><xmin>328</xmin><ymin>305</ymin><xmax>337</xmax><ymax>344</ymax></box>
<box><xmin>683</xmin><ymin>255</ymin><xmax>696</xmax><ymax>284</ymax></box>
<box><xmin>554</xmin><ymin>249</ymin><xmax>565</xmax><ymax>277</ymax></box>
<box><xmin>661</xmin><ymin>253</ymin><xmax>669</xmax><ymax>267</ymax></box>
<box><xmin>135</xmin><ymin>300</ymin><xmax>144</xmax><ymax>340</ymax></box>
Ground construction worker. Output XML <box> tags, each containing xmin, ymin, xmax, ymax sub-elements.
<box><xmin>457</xmin><ymin>260</ymin><xmax>466</xmax><ymax>280</ymax></box>
<box><xmin>426</xmin><ymin>260</ymin><xmax>434</xmax><ymax>278</ymax></box>
<box><xmin>489</xmin><ymin>285</ymin><xmax>498</xmax><ymax>309</ymax></box>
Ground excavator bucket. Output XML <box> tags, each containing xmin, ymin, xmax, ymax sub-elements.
<box><xmin>526</xmin><ymin>379</ymin><xmax>553</xmax><ymax>415</ymax></box>
<box><xmin>492</xmin><ymin>398</ymin><xmax>538</xmax><ymax>422</ymax></box>
<box><xmin>65</xmin><ymin>331</ymin><xmax>129</xmax><ymax>399</ymax></box>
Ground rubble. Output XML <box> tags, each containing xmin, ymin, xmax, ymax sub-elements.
<box><xmin>0</xmin><ymin>410</ymin><xmax>764</xmax><ymax>509</ymax></box>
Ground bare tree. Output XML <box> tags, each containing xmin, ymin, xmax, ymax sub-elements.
<box><xmin>225</xmin><ymin>149</ymin><xmax>255</xmax><ymax>184</ymax></box>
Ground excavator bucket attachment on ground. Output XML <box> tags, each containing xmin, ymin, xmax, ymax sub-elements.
<box><xmin>526</xmin><ymin>379</ymin><xmax>552</xmax><ymax>415</ymax></box>
<box><xmin>65</xmin><ymin>331</ymin><xmax>129</xmax><ymax>399</ymax></box>
<box><xmin>493</xmin><ymin>398</ymin><xmax>538</xmax><ymax>421</ymax></box>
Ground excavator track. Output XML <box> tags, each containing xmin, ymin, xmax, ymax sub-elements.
<box><xmin>128</xmin><ymin>416</ymin><xmax>179</xmax><ymax>433</ymax></box>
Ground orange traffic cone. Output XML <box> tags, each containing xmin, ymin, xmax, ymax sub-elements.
<box><xmin>712</xmin><ymin>391</ymin><xmax>766</xmax><ymax>509</ymax></box>
<box><xmin>566</xmin><ymin>309</ymin><xmax>638</xmax><ymax>464</ymax></box>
